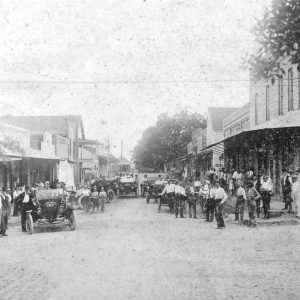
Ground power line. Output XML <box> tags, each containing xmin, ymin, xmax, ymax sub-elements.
<box><xmin>0</xmin><ymin>78</ymin><xmax>298</xmax><ymax>85</ymax></box>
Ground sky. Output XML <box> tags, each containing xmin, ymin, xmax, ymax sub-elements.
<box><xmin>0</xmin><ymin>0</ymin><xmax>270</xmax><ymax>158</ymax></box>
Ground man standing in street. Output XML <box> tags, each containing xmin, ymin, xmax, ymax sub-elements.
<box><xmin>205</xmin><ymin>183</ymin><xmax>215</xmax><ymax>222</ymax></box>
<box><xmin>235</xmin><ymin>180</ymin><xmax>246</xmax><ymax>224</ymax></box>
<box><xmin>15</xmin><ymin>186</ymin><xmax>35</xmax><ymax>232</ymax></box>
<box><xmin>99</xmin><ymin>187</ymin><xmax>107</xmax><ymax>212</ymax></box>
<box><xmin>282</xmin><ymin>169</ymin><xmax>292</xmax><ymax>212</ymax></box>
<box><xmin>186</xmin><ymin>181</ymin><xmax>196</xmax><ymax>218</ymax></box>
<box><xmin>161</xmin><ymin>180</ymin><xmax>175</xmax><ymax>213</ymax></box>
<box><xmin>214</xmin><ymin>181</ymin><xmax>228</xmax><ymax>229</ymax></box>
<box><xmin>253</xmin><ymin>175</ymin><xmax>262</xmax><ymax>217</ymax></box>
<box><xmin>291</xmin><ymin>171</ymin><xmax>300</xmax><ymax>218</ymax></box>
<box><xmin>260</xmin><ymin>175</ymin><xmax>272</xmax><ymax>219</ymax></box>
<box><xmin>245</xmin><ymin>181</ymin><xmax>261</xmax><ymax>228</ymax></box>
<box><xmin>174</xmin><ymin>181</ymin><xmax>186</xmax><ymax>218</ymax></box>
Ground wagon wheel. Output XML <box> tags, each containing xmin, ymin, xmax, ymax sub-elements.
<box><xmin>78</xmin><ymin>195</ymin><xmax>88</xmax><ymax>209</ymax></box>
<box><xmin>69</xmin><ymin>211</ymin><xmax>76</xmax><ymax>231</ymax></box>
<box><xmin>107</xmin><ymin>189</ymin><xmax>115</xmax><ymax>203</ymax></box>
<box><xmin>26</xmin><ymin>213</ymin><xmax>34</xmax><ymax>235</ymax></box>
<box><xmin>146</xmin><ymin>192</ymin><xmax>150</xmax><ymax>204</ymax></box>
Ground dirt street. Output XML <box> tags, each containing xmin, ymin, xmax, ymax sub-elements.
<box><xmin>1</xmin><ymin>197</ymin><xmax>300</xmax><ymax>300</ymax></box>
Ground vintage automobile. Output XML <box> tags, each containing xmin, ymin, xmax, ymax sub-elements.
<box><xmin>25</xmin><ymin>189</ymin><xmax>76</xmax><ymax>234</ymax></box>
<box><xmin>116</xmin><ymin>175</ymin><xmax>138</xmax><ymax>197</ymax></box>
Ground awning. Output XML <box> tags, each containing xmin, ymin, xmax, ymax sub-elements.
<box><xmin>0</xmin><ymin>156</ymin><xmax>22</xmax><ymax>162</ymax></box>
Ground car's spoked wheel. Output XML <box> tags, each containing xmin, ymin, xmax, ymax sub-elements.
<box><xmin>107</xmin><ymin>189</ymin><xmax>115</xmax><ymax>203</ymax></box>
<box><xmin>69</xmin><ymin>211</ymin><xmax>76</xmax><ymax>231</ymax></box>
<box><xmin>26</xmin><ymin>213</ymin><xmax>33</xmax><ymax>235</ymax></box>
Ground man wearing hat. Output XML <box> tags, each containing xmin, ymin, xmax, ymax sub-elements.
<box><xmin>235</xmin><ymin>180</ymin><xmax>246</xmax><ymax>223</ymax></box>
<box><xmin>282</xmin><ymin>169</ymin><xmax>292</xmax><ymax>212</ymax></box>
<box><xmin>15</xmin><ymin>186</ymin><xmax>35</xmax><ymax>232</ymax></box>
<box><xmin>260</xmin><ymin>175</ymin><xmax>272</xmax><ymax>219</ymax></box>
<box><xmin>174</xmin><ymin>181</ymin><xmax>186</xmax><ymax>218</ymax></box>
<box><xmin>213</xmin><ymin>181</ymin><xmax>228</xmax><ymax>229</ymax></box>
<box><xmin>205</xmin><ymin>183</ymin><xmax>215</xmax><ymax>222</ymax></box>
<box><xmin>161</xmin><ymin>179</ymin><xmax>175</xmax><ymax>213</ymax></box>
<box><xmin>186</xmin><ymin>181</ymin><xmax>196</xmax><ymax>218</ymax></box>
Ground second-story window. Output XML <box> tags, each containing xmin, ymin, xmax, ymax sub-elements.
<box><xmin>278</xmin><ymin>77</ymin><xmax>283</xmax><ymax>115</ymax></box>
<box><xmin>288</xmin><ymin>67</ymin><xmax>294</xmax><ymax>111</ymax></box>
<box><xmin>255</xmin><ymin>93</ymin><xmax>258</xmax><ymax>125</ymax></box>
<box><xmin>266</xmin><ymin>85</ymin><xmax>270</xmax><ymax>121</ymax></box>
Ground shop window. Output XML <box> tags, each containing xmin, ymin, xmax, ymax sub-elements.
<box><xmin>288</xmin><ymin>67</ymin><xmax>294</xmax><ymax>111</ymax></box>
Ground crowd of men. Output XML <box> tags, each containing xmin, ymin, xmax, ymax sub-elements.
<box><xmin>142</xmin><ymin>166</ymin><xmax>300</xmax><ymax>229</ymax></box>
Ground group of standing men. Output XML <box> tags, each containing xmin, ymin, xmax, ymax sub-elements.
<box><xmin>161</xmin><ymin>179</ymin><xmax>228</xmax><ymax>229</ymax></box>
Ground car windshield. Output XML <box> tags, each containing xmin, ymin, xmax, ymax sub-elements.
<box><xmin>35</xmin><ymin>189</ymin><xmax>63</xmax><ymax>200</ymax></box>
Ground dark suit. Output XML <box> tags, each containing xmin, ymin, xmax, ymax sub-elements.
<box><xmin>16</xmin><ymin>192</ymin><xmax>35</xmax><ymax>231</ymax></box>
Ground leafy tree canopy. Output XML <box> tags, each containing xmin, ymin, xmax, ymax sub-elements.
<box><xmin>133</xmin><ymin>110</ymin><xmax>206</xmax><ymax>172</ymax></box>
<box><xmin>246</xmin><ymin>0</ymin><xmax>300</xmax><ymax>81</ymax></box>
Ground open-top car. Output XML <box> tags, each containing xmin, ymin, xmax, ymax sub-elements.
<box><xmin>25</xmin><ymin>189</ymin><xmax>76</xmax><ymax>234</ymax></box>
<box><xmin>116</xmin><ymin>175</ymin><xmax>138</xmax><ymax>197</ymax></box>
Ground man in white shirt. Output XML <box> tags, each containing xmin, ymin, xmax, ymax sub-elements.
<box><xmin>235</xmin><ymin>180</ymin><xmax>246</xmax><ymax>223</ymax></box>
<box><xmin>260</xmin><ymin>175</ymin><xmax>272</xmax><ymax>219</ymax></box>
<box><xmin>214</xmin><ymin>181</ymin><xmax>228</xmax><ymax>229</ymax></box>
<box><xmin>161</xmin><ymin>180</ymin><xmax>175</xmax><ymax>213</ymax></box>
<box><xmin>174</xmin><ymin>182</ymin><xmax>186</xmax><ymax>218</ymax></box>
<box><xmin>205</xmin><ymin>183</ymin><xmax>215</xmax><ymax>222</ymax></box>
<box><xmin>186</xmin><ymin>181</ymin><xmax>196</xmax><ymax>218</ymax></box>
<box><xmin>291</xmin><ymin>171</ymin><xmax>300</xmax><ymax>217</ymax></box>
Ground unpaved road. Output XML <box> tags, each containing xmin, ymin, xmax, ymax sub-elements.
<box><xmin>1</xmin><ymin>197</ymin><xmax>300</xmax><ymax>300</ymax></box>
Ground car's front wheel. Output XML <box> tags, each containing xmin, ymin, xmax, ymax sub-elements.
<box><xmin>107</xmin><ymin>189</ymin><xmax>115</xmax><ymax>203</ymax></box>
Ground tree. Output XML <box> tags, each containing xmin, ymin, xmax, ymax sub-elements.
<box><xmin>246</xmin><ymin>0</ymin><xmax>300</xmax><ymax>81</ymax></box>
<box><xmin>134</xmin><ymin>110</ymin><xmax>206</xmax><ymax>172</ymax></box>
